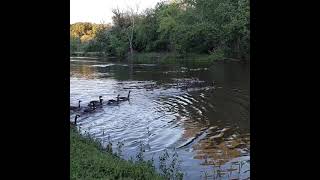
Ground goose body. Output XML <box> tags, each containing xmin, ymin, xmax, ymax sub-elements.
<box><xmin>107</xmin><ymin>95</ymin><xmax>120</xmax><ymax>105</ymax></box>
<box><xmin>88</xmin><ymin>96</ymin><xmax>103</xmax><ymax>107</ymax></box>
<box><xmin>119</xmin><ymin>91</ymin><xmax>131</xmax><ymax>101</ymax></box>
<box><xmin>88</xmin><ymin>101</ymin><xmax>103</xmax><ymax>108</ymax></box>
<box><xmin>70</xmin><ymin>100</ymin><xmax>82</xmax><ymax>111</ymax></box>
<box><xmin>83</xmin><ymin>106</ymin><xmax>96</xmax><ymax>113</ymax></box>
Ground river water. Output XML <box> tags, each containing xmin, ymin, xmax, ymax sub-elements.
<box><xmin>70</xmin><ymin>57</ymin><xmax>250</xmax><ymax>180</ymax></box>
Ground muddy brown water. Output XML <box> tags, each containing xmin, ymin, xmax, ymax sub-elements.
<box><xmin>70</xmin><ymin>57</ymin><xmax>250</xmax><ymax>179</ymax></box>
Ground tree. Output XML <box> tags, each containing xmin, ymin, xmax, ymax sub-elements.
<box><xmin>112</xmin><ymin>4</ymin><xmax>139</xmax><ymax>59</ymax></box>
<box><xmin>70</xmin><ymin>0</ymin><xmax>250</xmax><ymax>61</ymax></box>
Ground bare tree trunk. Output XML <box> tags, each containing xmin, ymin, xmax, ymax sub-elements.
<box><xmin>129</xmin><ymin>41</ymin><xmax>133</xmax><ymax>55</ymax></box>
<box><xmin>126</xmin><ymin>6</ymin><xmax>137</xmax><ymax>64</ymax></box>
<box><xmin>123</xmin><ymin>2</ymin><xmax>139</xmax><ymax>63</ymax></box>
<box><xmin>130</xmin><ymin>17</ymin><xmax>134</xmax><ymax>57</ymax></box>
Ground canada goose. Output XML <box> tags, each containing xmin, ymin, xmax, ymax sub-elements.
<box><xmin>70</xmin><ymin>100</ymin><xmax>82</xmax><ymax>111</ymax></box>
<box><xmin>119</xmin><ymin>91</ymin><xmax>131</xmax><ymax>101</ymax></box>
<box><xmin>71</xmin><ymin>114</ymin><xmax>80</xmax><ymax>125</ymax></box>
<box><xmin>88</xmin><ymin>96</ymin><xmax>103</xmax><ymax>107</ymax></box>
<box><xmin>107</xmin><ymin>95</ymin><xmax>120</xmax><ymax>105</ymax></box>
<box><xmin>88</xmin><ymin>100</ymin><xmax>103</xmax><ymax>108</ymax></box>
<box><xmin>83</xmin><ymin>106</ymin><xmax>96</xmax><ymax>113</ymax></box>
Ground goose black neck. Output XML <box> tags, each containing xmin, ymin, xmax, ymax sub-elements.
<box><xmin>74</xmin><ymin>116</ymin><xmax>78</xmax><ymax>125</ymax></box>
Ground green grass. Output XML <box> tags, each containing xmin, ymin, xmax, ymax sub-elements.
<box><xmin>70</xmin><ymin>127</ymin><xmax>164</xmax><ymax>180</ymax></box>
<box><xmin>131</xmin><ymin>52</ymin><xmax>177</xmax><ymax>64</ymax></box>
<box><xmin>130</xmin><ymin>52</ymin><xmax>224</xmax><ymax>67</ymax></box>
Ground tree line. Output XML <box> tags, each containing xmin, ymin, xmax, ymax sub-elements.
<box><xmin>70</xmin><ymin>0</ymin><xmax>249</xmax><ymax>61</ymax></box>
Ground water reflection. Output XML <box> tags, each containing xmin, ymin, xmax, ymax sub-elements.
<box><xmin>70</xmin><ymin>58</ymin><xmax>250</xmax><ymax>179</ymax></box>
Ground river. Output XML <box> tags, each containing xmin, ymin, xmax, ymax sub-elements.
<box><xmin>70</xmin><ymin>57</ymin><xmax>250</xmax><ymax>180</ymax></box>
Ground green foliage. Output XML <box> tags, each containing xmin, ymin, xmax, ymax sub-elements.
<box><xmin>106</xmin><ymin>30</ymin><xmax>128</xmax><ymax>57</ymax></box>
<box><xmin>209</xmin><ymin>48</ymin><xmax>225</xmax><ymax>61</ymax></box>
<box><xmin>70</xmin><ymin>23</ymin><xmax>111</xmax><ymax>53</ymax></box>
<box><xmin>70</xmin><ymin>36</ymin><xmax>80</xmax><ymax>53</ymax></box>
<box><xmin>70</xmin><ymin>0</ymin><xmax>249</xmax><ymax>61</ymax></box>
<box><xmin>70</xmin><ymin>127</ymin><xmax>164</xmax><ymax>180</ymax></box>
<box><xmin>159</xmin><ymin>149</ymin><xmax>184</xmax><ymax>180</ymax></box>
<box><xmin>134</xmin><ymin>9</ymin><xmax>160</xmax><ymax>52</ymax></box>
<box><xmin>136</xmin><ymin>141</ymin><xmax>145</xmax><ymax>162</ymax></box>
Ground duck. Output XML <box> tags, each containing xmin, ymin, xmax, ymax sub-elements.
<box><xmin>88</xmin><ymin>96</ymin><xmax>103</xmax><ymax>107</ymax></box>
<box><xmin>107</xmin><ymin>95</ymin><xmax>120</xmax><ymax>105</ymax></box>
<box><xmin>71</xmin><ymin>114</ymin><xmax>80</xmax><ymax>125</ymax></box>
<box><xmin>70</xmin><ymin>100</ymin><xmax>82</xmax><ymax>111</ymax></box>
<box><xmin>118</xmin><ymin>90</ymin><xmax>131</xmax><ymax>101</ymax></box>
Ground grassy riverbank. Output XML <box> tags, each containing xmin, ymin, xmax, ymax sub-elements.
<box><xmin>70</xmin><ymin>126</ymin><xmax>164</xmax><ymax>180</ymax></box>
<box><xmin>70</xmin><ymin>51</ymin><xmax>245</xmax><ymax>67</ymax></box>
<box><xmin>130</xmin><ymin>51</ymin><xmax>225</xmax><ymax>66</ymax></box>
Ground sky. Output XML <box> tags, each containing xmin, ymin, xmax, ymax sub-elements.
<box><xmin>70</xmin><ymin>0</ymin><xmax>164</xmax><ymax>24</ymax></box>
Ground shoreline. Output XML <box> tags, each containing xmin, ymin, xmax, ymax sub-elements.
<box><xmin>70</xmin><ymin>126</ymin><xmax>164</xmax><ymax>179</ymax></box>
<box><xmin>70</xmin><ymin>52</ymin><xmax>248</xmax><ymax>67</ymax></box>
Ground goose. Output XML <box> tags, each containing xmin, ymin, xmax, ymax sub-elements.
<box><xmin>71</xmin><ymin>114</ymin><xmax>80</xmax><ymax>125</ymax></box>
<box><xmin>70</xmin><ymin>100</ymin><xmax>82</xmax><ymax>111</ymax></box>
<box><xmin>88</xmin><ymin>101</ymin><xmax>103</xmax><ymax>108</ymax></box>
<box><xmin>88</xmin><ymin>96</ymin><xmax>103</xmax><ymax>107</ymax></box>
<box><xmin>83</xmin><ymin>106</ymin><xmax>96</xmax><ymax>113</ymax></box>
<box><xmin>119</xmin><ymin>90</ymin><xmax>131</xmax><ymax>101</ymax></box>
<box><xmin>107</xmin><ymin>95</ymin><xmax>120</xmax><ymax>105</ymax></box>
